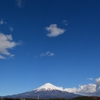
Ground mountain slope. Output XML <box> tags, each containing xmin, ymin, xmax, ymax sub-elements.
<box><xmin>4</xmin><ymin>83</ymin><xmax>80</xmax><ymax>99</ymax></box>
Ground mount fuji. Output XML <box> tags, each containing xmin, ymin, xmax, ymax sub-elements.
<box><xmin>4</xmin><ymin>83</ymin><xmax>80</xmax><ymax>99</ymax></box>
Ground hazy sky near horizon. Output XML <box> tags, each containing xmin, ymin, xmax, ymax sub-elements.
<box><xmin>0</xmin><ymin>0</ymin><xmax>100</xmax><ymax>96</ymax></box>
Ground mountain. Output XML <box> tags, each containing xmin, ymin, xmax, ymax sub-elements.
<box><xmin>4</xmin><ymin>83</ymin><xmax>80</xmax><ymax>99</ymax></box>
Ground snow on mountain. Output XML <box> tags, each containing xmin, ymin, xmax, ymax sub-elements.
<box><xmin>35</xmin><ymin>83</ymin><xmax>63</xmax><ymax>91</ymax></box>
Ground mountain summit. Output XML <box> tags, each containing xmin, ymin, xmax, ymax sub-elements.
<box><xmin>36</xmin><ymin>83</ymin><xmax>63</xmax><ymax>91</ymax></box>
<box><xmin>4</xmin><ymin>83</ymin><xmax>80</xmax><ymax>99</ymax></box>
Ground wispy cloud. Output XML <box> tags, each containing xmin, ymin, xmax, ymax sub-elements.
<box><xmin>45</xmin><ymin>24</ymin><xmax>65</xmax><ymax>37</ymax></box>
<box><xmin>9</xmin><ymin>27</ymin><xmax>14</xmax><ymax>32</ymax></box>
<box><xmin>87</xmin><ymin>78</ymin><xmax>94</xmax><ymax>80</ymax></box>
<box><xmin>63</xmin><ymin>20</ymin><xmax>68</xmax><ymax>26</ymax></box>
<box><xmin>0</xmin><ymin>19</ymin><xmax>14</xmax><ymax>32</ymax></box>
<box><xmin>0</xmin><ymin>55</ymin><xmax>6</xmax><ymax>59</ymax></box>
<box><xmin>34</xmin><ymin>56</ymin><xmax>38</xmax><ymax>58</ymax></box>
<box><xmin>41</xmin><ymin>51</ymin><xmax>54</xmax><ymax>57</ymax></box>
<box><xmin>0</xmin><ymin>19</ymin><xmax>7</xmax><ymax>25</ymax></box>
<box><xmin>15</xmin><ymin>0</ymin><xmax>25</xmax><ymax>8</ymax></box>
<box><xmin>0</xmin><ymin>33</ymin><xmax>19</xmax><ymax>59</ymax></box>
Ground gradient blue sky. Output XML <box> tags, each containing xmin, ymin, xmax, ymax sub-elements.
<box><xmin>0</xmin><ymin>0</ymin><xmax>100</xmax><ymax>96</ymax></box>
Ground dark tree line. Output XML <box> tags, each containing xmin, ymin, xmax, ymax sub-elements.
<box><xmin>0</xmin><ymin>96</ymin><xmax>100</xmax><ymax>100</ymax></box>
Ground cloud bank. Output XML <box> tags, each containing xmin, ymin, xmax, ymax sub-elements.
<box><xmin>65</xmin><ymin>84</ymin><xmax>96</xmax><ymax>95</ymax></box>
<box><xmin>45</xmin><ymin>24</ymin><xmax>65</xmax><ymax>37</ymax></box>
<box><xmin>64</xmin><ymin>77</ymin><xmax>100</xmax><ymax>96</ymax></box>
<box><xmin>0</xmin><ymin>33</ymin><xmax>18</xmax><ymax>59</ymax></box>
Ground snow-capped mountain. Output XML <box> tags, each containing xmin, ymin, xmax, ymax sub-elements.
<box><xmin>35</xmin><ymin>83</ymin><xmax>63</xmax><ymax>91</ymax></box>
<box><xmin>3</xmin><ymin>83</ymin><xmax>80</xmax><ymax>99</ymax></box>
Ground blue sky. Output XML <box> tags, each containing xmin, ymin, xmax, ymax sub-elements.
<box><xmin>0</xmin><ymin>0</ymin><xmax>100</xmax><ymax>96</ymax></box>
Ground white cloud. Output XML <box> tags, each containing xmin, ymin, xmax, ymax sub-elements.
<box><xmin>16</xmin><ymin>0</ymin><xmax>25</xmax><ymax>8</ymax></box>
<box><xmin>64</xmin><ymin>84</ymin><xmax>96</xmax><ymax>95</ymax></box>
<box><xmin>41</xmin><ymin>51</ymin><xmax>54</xmax><ymax>57</ymax></box>
<box><xmin>64</xmin><ymin>87</ymin><xmax>77</xmax><ymax>93</ymax></box>
<box><xmin>64</xmin><ymin>77</ymin><xmax>100</xmax><ymax>96</ymax></box>
<box><xmin>77</xmin><ymin>84</ymin><xmax>96</xmax><ymax>94</ymax></box>
<box><xmin>63</xmin><ymin>20</ymin><xmax>68</xmax><ymax>26</ymax></box>
<box><xmin>0</xmin><ymin>19</ymin><xmax>7</xmax><ymax>25</ymax></box>
<box><xmin>9</xmin><ymin>27</ymin><xmax>14</xmax><ymax>32</ymax></box>
<box><xmin>0</xmin><ymin>33</ymin><xmax>19</xmax><ymax>59</ymax></box>
<box><xmin>45</xmin><ymin>24</ymin><xmax>65</xmax><ymax>37</ymax></box>
<box><xmin>95</xmin><ymin>77</ymin><xmax>100</xmax><ymax>83</ymax></box>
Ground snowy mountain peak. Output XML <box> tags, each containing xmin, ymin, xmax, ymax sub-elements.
<box><xmin>35</xmin><ymin>83</ymin><xmax>63</xmax><ymax>91</ymax></box>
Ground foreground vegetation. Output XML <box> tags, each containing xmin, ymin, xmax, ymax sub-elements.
<box><xmin>0</xmin><ymin>96</ymin><xmax>100</xmax><ymax>100</ymax></box>
<box><xmin>72</xmin><ymin>96</ymin><xmax>100</xmax><ymax>100</ymax></box>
